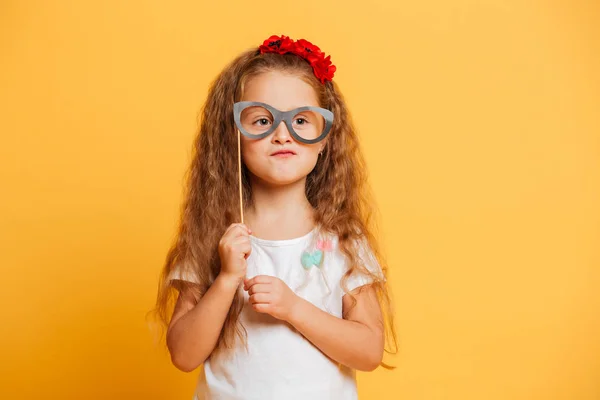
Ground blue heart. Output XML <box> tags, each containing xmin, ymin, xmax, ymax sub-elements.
<box><xmin>301</xmin><ymin>250</ymin><xmax>323</xmax><ymax>270</ymax></box>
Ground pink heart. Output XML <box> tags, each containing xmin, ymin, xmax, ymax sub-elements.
<box><xmin>316</xmin><ymin>239</ymin><xmax>333</xmax><ymax>251</ymax></box>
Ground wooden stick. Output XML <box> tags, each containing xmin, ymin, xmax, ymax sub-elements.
<box><xmin>237</xmin><ymin>129</ymin><xmax>244</xmax><ymax>224</ymax></box>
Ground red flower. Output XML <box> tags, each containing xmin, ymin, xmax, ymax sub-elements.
<box><xmin>258</xmin><ymin>35</ymin><xmax>336</xmax><ymax>83</ymax></box>
<box><xmin>311</xmin><ymin>54</ymin><xmax>336</xmax><ymax>84</ymax></box>
<box><xmin>292</xmin><ymin>39</ymin><xmax>324</xmax><ymax>65</ymax></box>
<box><xmin>259</xmin><ymin>35</ymin><xmax>296</xmax><ymax>55</ymax></box>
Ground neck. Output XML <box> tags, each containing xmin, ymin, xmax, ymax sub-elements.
<box><xmin>244</xmin><ymin>175</ymin><xmax>316</xmax><ymax>238</ymax></box>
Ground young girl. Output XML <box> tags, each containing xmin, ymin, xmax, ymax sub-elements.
<box><xmin>152</xmin><ymin>34</ymin><xmax>398</xmax><ymax>400</ymax></box>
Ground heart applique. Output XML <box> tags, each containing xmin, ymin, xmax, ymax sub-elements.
<box><xmin>316</xmin><ymin>239</ymin><xmax>333</xmax><ymax>251</ymax></box>
<box><xmin>301</xmin><ymin>250</ymin><xmax>323</xmax><ymax>270</ymax></box>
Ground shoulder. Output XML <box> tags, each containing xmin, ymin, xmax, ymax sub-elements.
<box><xmin>167</xmin><ymin>262</ymin><xmax>201</xmax><ymax>285</ymax></box>
<box><xmin>319</xmin><ymin>230</ymin><xmax>386</xmax><ymax>293</ymax></box>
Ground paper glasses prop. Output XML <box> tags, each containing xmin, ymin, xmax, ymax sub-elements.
<box><xmin>233</xmin><ymin>101</ymin><xmax>334</xmax><ymax>223</ymax></box>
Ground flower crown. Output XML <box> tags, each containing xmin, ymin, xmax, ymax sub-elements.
<box><xmin>258</xmin><ymin>35</ymin><xmax>336</xmax><ymax>84</ymax></box>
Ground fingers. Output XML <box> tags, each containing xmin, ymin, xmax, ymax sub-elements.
<box><xmin>244</xmin><ymin>275</ymin><xmax>273</xmax><ymax>290</ymax></box>
<box><xmin>232</xmin><ymin>236</ymin><xmax>251</xmax><ymax>261</ymax></box>
<box><xmin>220</xmin><ymin>224</ymin><xmax>252</xmax><ymax>259</ymax></box>
<box><xmin>252</xmin><ymin>303</ymin><xmax>269</xmax><ymax>313</ymax></box>
<box><xmin>249</xmin><ymin>292</ymin><xmax>270</xmax><ymax>305</ymax></box>
<box><xmin>232</xmin><ymin>236</ymin><xmax>252</xmax><ymax>254</ymax></box>
<box><xmin>218</xmin><ymin>223</ymin><xmax>253</xmax><ymax>279</ymax></box>
<box><xmin>224</xmin><ymin>223</ymin><xmax>252</xmax><ymax>238</ymax></box>
<box><xmin>246</xmin><ymin>283</ymin><xmax>270</xmax><ymax>296</ymax></box>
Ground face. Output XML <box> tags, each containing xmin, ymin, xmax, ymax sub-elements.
<box><xmin>239</xmin><ymin>71</ymin><xmax>326</xmax><ymax>186</ymax></box>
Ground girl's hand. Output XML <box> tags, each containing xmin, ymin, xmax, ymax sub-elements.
<box><xmin>218</xmin><ymin>223</ymin><xmax>252</xmax><ymax>286</ymax></box>
<box><xmin>243</xmin><ymin>275</ymin><xmax>301</xmax><ymax>322</ymax></box>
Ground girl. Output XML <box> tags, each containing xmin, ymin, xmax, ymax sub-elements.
<box><xmin>151</xmin><ymin>34</ymin><xmax>398</xmax><ymax>400</ymax></box>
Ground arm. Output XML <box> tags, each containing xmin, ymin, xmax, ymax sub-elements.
<box><xmin>167</xmin><ymin>274</ymin><xmax>240</xmax><ymax>372</ymax></box>
<box><xmin>168</xmin><ymin>222</ymin><xmax>252</xmax><ymax>372</ymax></box>
<box><xmin>287</xmin><ymin>284</ymin><xmax>385</xmax><ymax>371</ymax></box>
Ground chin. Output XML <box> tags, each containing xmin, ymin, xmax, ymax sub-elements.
<box><xmin>246</xmin><ymin>163</ymin><xmax>314</xmax><ymax>186</ymax></box>
<box><xmin>261</xmin><ymin>166</ymin><xmax>310</xmax><ymax>184</ymax></box>
<box><xmin>266</xmin><ymin>173</ymin><xmax>303</xmax><ymax>185</ymax></box>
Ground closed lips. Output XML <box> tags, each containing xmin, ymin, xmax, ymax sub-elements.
<box><xmin>271</xmin><ymin>150</ymin><xmax>296</xmax><ymax>155</ymax></box>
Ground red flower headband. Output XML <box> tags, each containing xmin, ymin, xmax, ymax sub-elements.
<box><xmin>258</xmin><ymin>35</ymin><xmax>336</xmax><ymax>84</ymax></box>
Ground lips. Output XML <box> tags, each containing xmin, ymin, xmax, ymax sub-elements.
<box><xmin>271</xmin><ymin>150</ymin><xmax>296</xmax><ymax>156</ymax></box>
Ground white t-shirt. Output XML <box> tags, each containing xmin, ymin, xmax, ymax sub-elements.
<box><xmin>168</xmin><ymin>226</ymin><xmax>385</xmax><ymax>400</ymax></box>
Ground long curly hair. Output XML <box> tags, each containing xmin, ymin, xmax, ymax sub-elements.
<box><xmin>148</xmin><ymin>47</ymin><xmax>398</xmax><ymax>368</ymax></box>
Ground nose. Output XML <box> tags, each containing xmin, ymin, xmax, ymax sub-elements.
<box><xmin>271</xmin><ymin>120</ymin><xmax>292</xmax><ymax>143</ymax></box>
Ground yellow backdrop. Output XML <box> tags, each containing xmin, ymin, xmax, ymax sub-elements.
<box><xmin>1</xmin><ymin>1</ymin><xmax>599</xmax><ymax>399</ymax></box>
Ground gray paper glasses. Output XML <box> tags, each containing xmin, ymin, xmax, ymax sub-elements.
<box><xmin>233</xmin><ymin>101</ymin><xmax>334</xmax><ymax>144</ymax></box>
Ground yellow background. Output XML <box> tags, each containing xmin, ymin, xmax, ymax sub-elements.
<box><xmin>1</xmin><ymin>1</ymin><xmax>599</xmax><ymax>399</ymax></box>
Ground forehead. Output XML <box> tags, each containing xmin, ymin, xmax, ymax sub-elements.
<box><xmin>241</xmin><ymin>71</ymin><xmax>320</xmax><ymax>110</ymax></box>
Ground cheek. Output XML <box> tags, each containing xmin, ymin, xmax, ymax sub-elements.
<box><xmin>305</xmin><ymin>148</ymin><xmax>320</xmax><ymax>165</ymax></box>
<box><xmin>240</xmin><ymin>139</ymin><xmax>266</xmax><ymax>171</ymax></box>
<box><xmin>240</xmin><ymin>139</ymin><xmax>260</xmax><ymax>159</ymax></box>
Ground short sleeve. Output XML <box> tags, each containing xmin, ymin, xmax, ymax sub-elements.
<box><xmin>345</xmin><ymin>237</ymin><xmax>386</xmax><ymax>293</ymax></box>
<box><xmin>167</xmin><ymin>263</ymin><xmax>200</xmax><ymax>284</ymax></box>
